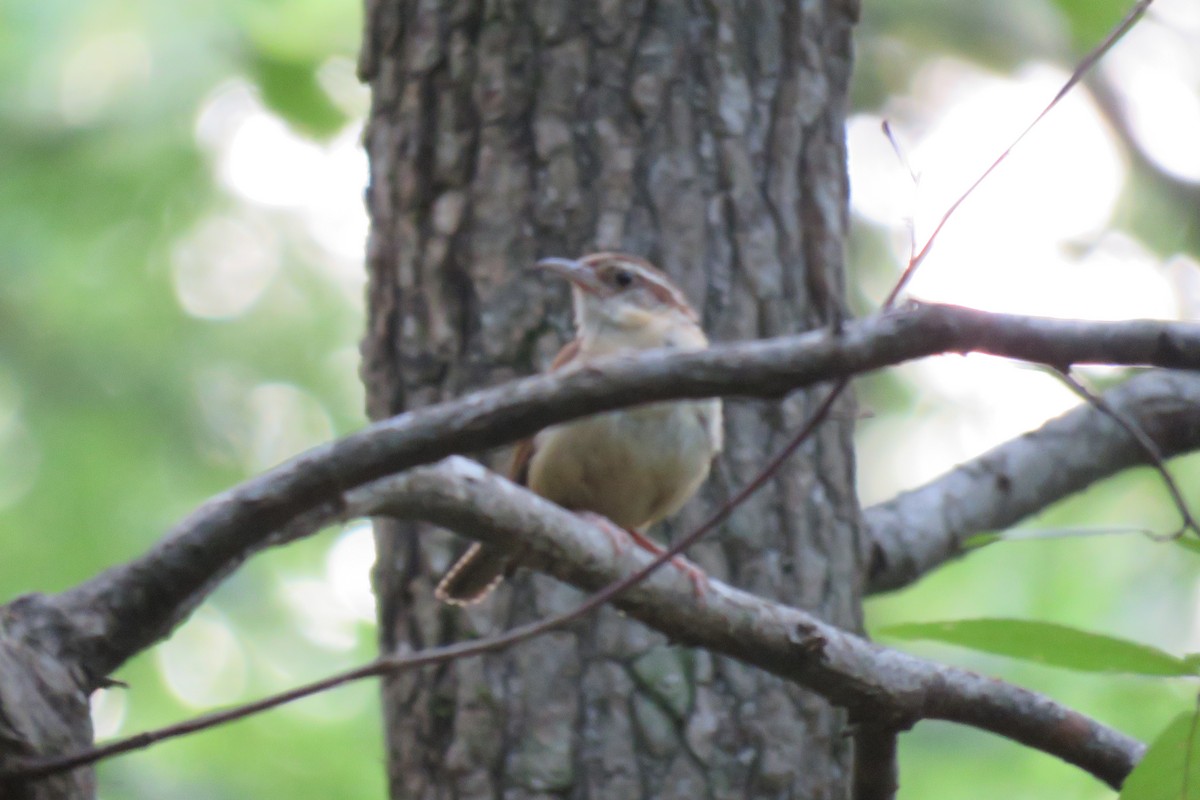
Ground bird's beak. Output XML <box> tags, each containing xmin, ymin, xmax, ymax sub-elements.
<box><xmin>533</xmin><ymin>257</ymin><xmax>604</xmax><ymax>294</ymax></box>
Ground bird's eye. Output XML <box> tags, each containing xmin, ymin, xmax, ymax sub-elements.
<box><xmin>612</xmin><ymin>269</ymin><xmax>634</xmax><ymax>288</ymax></box>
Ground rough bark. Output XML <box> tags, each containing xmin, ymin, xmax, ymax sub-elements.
<box><xmin>0</xmin><ymin>596</ymin><xmax>94</xmax><ymax>800</ymax></box>
<box><xmin>360</xmin><ymin>1</ymin><xmax>863</xmax><ymax>797</ymax></box>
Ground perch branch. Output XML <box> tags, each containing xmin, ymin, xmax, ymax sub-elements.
<box><xmin>48</xmin><ymin>303</ymin><xmax>1200</xmax><ymax>682</ymax></box>
<box><xmin>865</xmin><ymin>370</ymin><xmax>1200</xmax><ymax>593</ymax></box>
<box><xmin>10</xmin><ymin>458</ymin><xmax>1145</xmax><ymax>788</ymax></box>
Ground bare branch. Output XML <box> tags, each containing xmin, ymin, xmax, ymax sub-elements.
<box><xmin>854</xmin><ymin>725</ymin><xmax>900</xmax><ymax>800</ymax></box>
<box><xmin>13</xmin><ymin>458</ymin><xmax>1145</xmax><ymax>787</ymax></box>
<box><xmin>865</xmin><ymin>370</ymin><xmax>1200</xmax><ymax>593</ymax></box>
<box><xmin>370</xmin><ymin>460</ymin><xmax>1146</xmax><ymax>787</ymax></box>
<box><xmin>47</xmin><ymin>303</ymin><xmax>1200</xmax><ymax>682</ymax></box>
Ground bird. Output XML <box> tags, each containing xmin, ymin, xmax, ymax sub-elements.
<box><xmin>434</xmin><ymin>252</ymin><xmax>724</xmax><ymax>605</ymax></box>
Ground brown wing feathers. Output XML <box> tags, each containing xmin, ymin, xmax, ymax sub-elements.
<box><xmin>433</xmin><ymin>339</ymin><xmax>577</xmax><ymax>604</ymax></box>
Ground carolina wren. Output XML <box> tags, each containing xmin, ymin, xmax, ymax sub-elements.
<box><xmin>434</xmin><ymin>252</ymin><xmax>723</xmax><ymax>605</ymax></box>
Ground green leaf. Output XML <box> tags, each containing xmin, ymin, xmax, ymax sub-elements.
<box><xmin>1121</xmin><ymin>710</ymin><xmax>1200</xmax><ymax>799</ymax></box>
<box><xmin>879</xmin><ymin>619</ymin><xmax>1197</xmax><ymax>677</ymax></box>
<box><xmin>249</xmin><ymin>53</ymin><xmax>347</xmax><ymax>139</ymax></box>
<box><xmin>1048</xmin><ymin>0</ymin><xmax>1142</xmax><ymax>52</ymax></box>
<box><xmin>961</xmin><ymin>532</ymin><xmax>1001</xmax><ymax>551</ymax></box>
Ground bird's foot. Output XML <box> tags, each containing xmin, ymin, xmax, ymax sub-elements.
<box><xmin>576</xmin><ymin>512</ymin><xmax>708</xmax><ymax>599</ymax></box>
<box><xmin>577</xmin><ymin>511</ymin><xmax>631</xmax><ymax>559</ymax></box>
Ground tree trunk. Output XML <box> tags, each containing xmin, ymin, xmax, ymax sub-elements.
<box><xmin>359</xmin><ymin>1</ymin><xmax>863</xmax><ymax>797</ymax></box>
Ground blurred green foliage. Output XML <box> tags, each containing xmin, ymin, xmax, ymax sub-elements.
<box><xmin>0</xmin><ymin>0</ymin><xmax>378</xmax><ymax>797</ymax></box>
<box><xmin>1</xmin><ymin>0</ymin><xmax>1197</xmax><ymax>798</ymax></box>
<box><xmin>865</xmin><ymin>465</ymin><xmax>1200</xmax><ymax>798</ymax></box>
<box><xmin>855</xmin><ymin>0</ymin><xmax>1200</xmax><ymax>796</ymax></box>
<box><xmin>881</xmin><ymin>618</ymin><xmax>1198</xmax><ymax>677</ymax></box>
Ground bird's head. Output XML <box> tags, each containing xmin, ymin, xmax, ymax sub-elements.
<box><xmin>534</xmin><ymin>252</ymin><xmax>702</xmax><ymax>351</ymax></box>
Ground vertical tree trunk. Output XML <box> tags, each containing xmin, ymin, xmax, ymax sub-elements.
<box><xmin>359</xmin><ymin>1</ymin><xmax>862</xmax><ymax>797</ymax></box>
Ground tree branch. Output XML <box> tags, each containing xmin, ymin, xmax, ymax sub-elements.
<box><xmin>854</xmin><ymin>725</ymin><xmax>900</xmax><ymax>800</ymax></box>
<box><xmin>46</xmin><ymin>303</ymin><xmax>1200</xmax><ymax>683</ymax></box>
<box><xmin>365</xmin><ymin>459</ymin><xmax>1145</xmax><ymax>788</ymax></box>
<box><xmin>11</xmin><ymin>458</ymin><xmax>1146</xmax><ymax>787</ymax></box>
<box><xmin>864</xmin><ymin>370</ymin><xmax>1200</xmax><ymax>593</ymax></box>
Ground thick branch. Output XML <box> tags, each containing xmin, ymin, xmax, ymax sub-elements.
<box><xmin>10</xmin><ymin>456</ymin><xmax>1148</xmax><ymax>787</ymax></box>
<box><xmin>359</xmin><ymin>459</ymin><xmax>1145</xmax><ymax>787</ymax></box>
<box><xmin>865</xmin><ymin>370</ymin><xmax>1200</xmax><ymax>593</ymax></box>
<box><xmin>49</xmin><ymin>303</ymin><xmax>1200</xmax><ymax>682</ymax></box>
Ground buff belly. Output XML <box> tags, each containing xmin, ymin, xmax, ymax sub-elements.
<box><xmin>526</xmin><ymin>399</ymin><xmax>721</xmax><ymax>529</ymax></box>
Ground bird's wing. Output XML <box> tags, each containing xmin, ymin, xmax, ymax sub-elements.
<box><xmin>509</xmin><ymin>337</ymin><xmax>581</xmax><ymax>486</ymax></box>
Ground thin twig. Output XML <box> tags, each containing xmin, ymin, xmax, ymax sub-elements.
<box><xmin>881</xmin><ymin>0</ymin><xmax>1156</xmax><ymax>309</ymax></box>
<box><xmin>881</xmin><ymin>120</ymin><xmax>920</xmax><ymax>186</ymax></box>
<box><xmin>1053</xmin><ymin>368</ymin><xmax>1199</xmax><ymax>539</ymax></box>
<box><xmin>987</xmin><ymin>526</ymin><xmax>1162</xmax><ymax>542</ymax></box>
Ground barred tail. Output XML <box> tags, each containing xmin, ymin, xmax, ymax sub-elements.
<box><xmin>434</xmin><ymin>543</ymin><xmax>509</xmax><ymax>605</ymax></box>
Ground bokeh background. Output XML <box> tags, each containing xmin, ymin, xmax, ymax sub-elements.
<box><xmin>1</xmin><ymin>0</ymin><xmax>1197</xmax><ymax>797</ymax></box>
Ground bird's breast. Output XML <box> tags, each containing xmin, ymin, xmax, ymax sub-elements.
<box><xmin>527</xmin><ymin>399</ymin><xmax>722</xmax><ymax>529</ymax></box>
